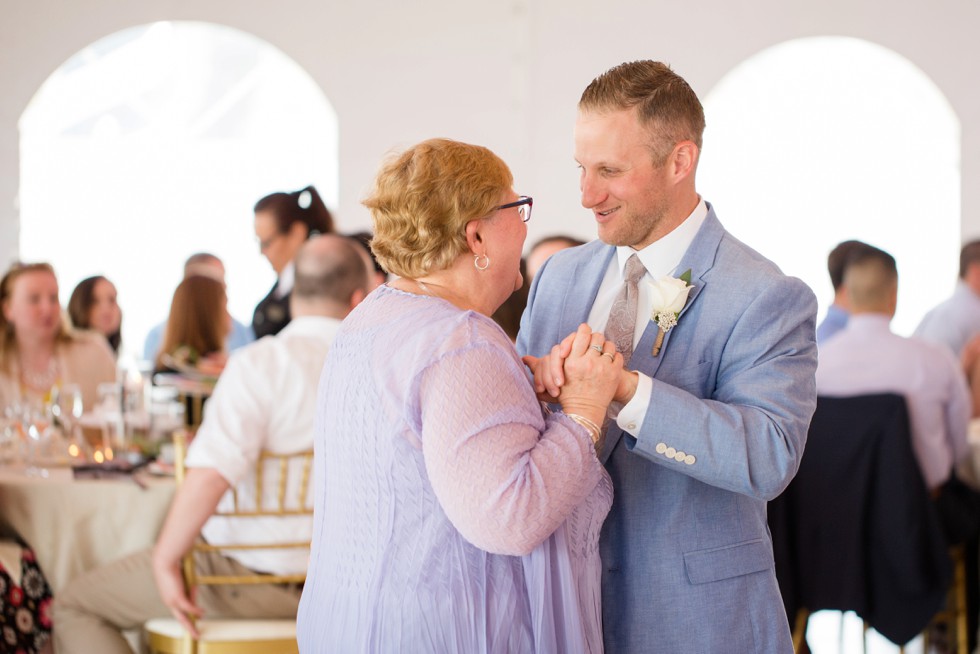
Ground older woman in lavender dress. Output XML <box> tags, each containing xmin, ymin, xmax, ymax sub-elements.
<box><xmin>297</xmin><ymin>138</ymin><xmax>622</xmax><ymax>653</ymax></box>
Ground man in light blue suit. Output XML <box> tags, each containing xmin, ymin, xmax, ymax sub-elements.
<box><xmin>517</xmin><ymin>61</ymin><xmax>818</xmax><ymax>652</ymax></box>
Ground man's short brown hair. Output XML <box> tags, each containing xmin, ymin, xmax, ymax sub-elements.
<box><xmin>579</xmin><ymin>60</ymin><xmax>705</xmax><ymax>164</ymax></box>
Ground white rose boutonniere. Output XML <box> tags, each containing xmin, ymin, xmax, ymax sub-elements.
<box><xmin>650</xmin><ymin>269</ymin><xmax>693</xmax><ymax>356</ymax></box>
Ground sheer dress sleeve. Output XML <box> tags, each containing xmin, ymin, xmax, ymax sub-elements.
<box><xmin>419</xmin><ymin>340</ymin><xmax>603</xmax><ymax>557</ymax></box>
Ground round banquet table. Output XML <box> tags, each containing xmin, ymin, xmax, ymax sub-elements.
<box><xmin>0</xmin><ymin>464</ymin><xmax>175</xmax><ymax>592</ymax></box>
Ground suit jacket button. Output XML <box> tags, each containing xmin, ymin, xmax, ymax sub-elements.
<box><xmin>674</xmin><ymin>450</ymin><xmax>686</xmax><ymax>462</ymax></box>
<box><xmin>665</xmin><ymin>447</ymin><xmax>676</xmax><ymax>458</ymax></box>
<box><xmin>655</xmin><ymin>442</ymin><xmax>667</xmax><ymax>454</ymax></box>
<box><xmin>684</xmin><ymin>454</ymin><xmax>696</xmax><ymax>465</ymax></box>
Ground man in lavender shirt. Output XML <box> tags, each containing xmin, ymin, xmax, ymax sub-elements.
<box><xmin>817</xmin><ymin>245</ymin><xmax>971</xmax><ymax>492</ymax></box>
<box><xmin>816</xmin><ymin>239</ymin><xmax>876</xmax><ymax>345</ymax></box>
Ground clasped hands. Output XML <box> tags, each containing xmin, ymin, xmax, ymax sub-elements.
<box><xmin>522</xmin><ymin>324</ymin><xmax>639</xmax><ymax>414</ymax></box>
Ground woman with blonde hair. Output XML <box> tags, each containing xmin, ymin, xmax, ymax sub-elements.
<box><xmin>0</xmin><ymin>262</ymin><xmax>115</xmax><ymax>411</ymax></box>
<box><xmin>297</xmin><ymin>139</ymin><xmax>623</xmax><ymax>652</ymax></box>
<box><xmin>154</xmin><ymin>275</ymin><xmax>230</xmax><ymax>376</ymax></box>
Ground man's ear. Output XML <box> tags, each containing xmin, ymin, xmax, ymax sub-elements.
<box><xmin>669</xmin><ymin>141</ymin><xmax>698</xmax><ymax>183</ymax></box>
<box><xmin>349</xmin><ymin>288</ymin><xmax>367</xmax><ymax>310</ymax></box>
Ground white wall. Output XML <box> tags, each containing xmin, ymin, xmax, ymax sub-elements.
<box><xmin>3</xmin><ymin>0</ymin><xmax>980</xmax><ymax>259</ymax></box>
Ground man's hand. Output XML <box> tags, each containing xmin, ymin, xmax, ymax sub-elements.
<box><xmin>523</xmin><ymin>324</ymin><xmax>640</xmax><ymax>406</ymax></box>
<box><xmin>150</xmin><ymin>467</ymin><xmax>230</xmax><ymax>639</ymax></box>
<box><xmin>151</xmin><ymin>555</ymin><xmax>204</xmax><ymax>638</ymax></box>
<box><xmin>614</xmin><ymin>369</ymin><xmax>640</xmax><ymax>405</ymax></box>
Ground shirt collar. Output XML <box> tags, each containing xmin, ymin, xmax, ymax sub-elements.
<box><xmin>280</xmin><ymin>314</ymin><xmax>343</xmax><ymax>337</ymax></box>
<box><xmin>275</xmin><ymin>261</ymin><xmax>296</xmax><ymax>298</ymax></box>
<box><xmin>843</xmin><ymin>313</ymin><xmax>893</xmax><ymax>333</ymax></box>
<box><xmin>615</xmin><ymin>197</ymin><xmax>707</xmax><ymax>280</ymax></box>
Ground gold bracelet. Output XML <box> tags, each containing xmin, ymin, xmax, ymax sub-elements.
<box><xmin>566</xmin><ymin>413</ymin><xmax>602</xmax><ymax>447</ymax></box>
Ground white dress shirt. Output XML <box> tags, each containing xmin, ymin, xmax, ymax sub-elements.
<box><xmin>587</xmin><ymin>198</ymin><xmax>708</xmax><ymax>431</ymax></box>
<box><xmin>816</xmin><ymin>313</ymin><xmax>971</xmax><ymax>490</ymax></box>
<box><xmin>185</xmin><ymin>315</ymin><xmax>342</xmax><ymax>574</ymax></box>
<box><xmin>274</xmin><ymin>260</ymin><xmax>296</xmax><ymax>299</ymax></box>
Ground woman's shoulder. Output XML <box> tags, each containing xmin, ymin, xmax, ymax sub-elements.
<box><xmin>361</xmin><ymin>285</ymin><xmax>517</xmax><ymax>362</ymax></box>
<box><xmin>61</xmin><ymin>330</ymin><xmax>115</xmax><ymax>363</ymax></box>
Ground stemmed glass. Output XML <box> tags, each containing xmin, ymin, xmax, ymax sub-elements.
<box><xmin>53</xmin><ymin>383</ymin><xmax>86</xmax><ymax>460</ymax></box>
<box><xmin>22</xmin><ymin>403</ymin><xmax>52</xmax><ymax>477</ymax></box>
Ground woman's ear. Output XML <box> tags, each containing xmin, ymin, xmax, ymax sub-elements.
<box><xmin>464</xmin><ymin>220</ymin><xmax>484</xmax><ymax>254</ymax></box>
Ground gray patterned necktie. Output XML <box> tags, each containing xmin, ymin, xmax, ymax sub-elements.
<box><xmin>605</xmin><ymin>254</ymin><xmax>647</xmax><ymax>367</ymax></box>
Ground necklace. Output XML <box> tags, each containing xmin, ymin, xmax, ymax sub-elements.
<box><xmin>414</xmin><ymin>279</ymin><xmax>436</xmax><ymax>297</ymax></box>
<box><xmin>20</xmin><ymin>356</ymin><xmax>59</xmax><ymax>391</ymax></box>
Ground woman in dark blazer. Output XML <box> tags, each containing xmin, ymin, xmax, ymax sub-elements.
<box><xmin>252</xmin><ymin>185</ymin><xmax>334</xmax><ymax>338</ymax></box>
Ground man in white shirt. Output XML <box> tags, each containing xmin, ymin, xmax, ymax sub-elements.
<box><xmin>53</xmin><ymin>234</ymin><xmax>372</xmax><ymax>653</ymax></box>
<box><xmin>816</xmin><ymin>245</ymin><xmax>971</xmax><ymax>492</ymax></box>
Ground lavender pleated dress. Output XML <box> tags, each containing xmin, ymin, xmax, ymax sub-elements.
<box><xmin>297</xmin><ymin>285</ymin><xmax>612</xmax><ymax>653</ymax></box>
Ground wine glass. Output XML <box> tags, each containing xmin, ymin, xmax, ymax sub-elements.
<box><xmin>54</xmin><ymin>383</ymin><xmax>86</xmax><ymax>460</ymax></box>
<box><xmin>23</xmin><ymin>403</ymin><xmax>52</xmax><ymax>477</ymax></box>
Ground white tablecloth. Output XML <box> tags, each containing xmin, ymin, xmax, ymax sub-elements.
<box><xmin>0</xmin><ymin>465</ymin><xmax>175</xmax><ymax>592</ymax></box>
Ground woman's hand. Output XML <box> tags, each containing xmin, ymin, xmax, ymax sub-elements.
<box><xmin>543</xmin><ymin>324</ymin><xmax>623</xmax><ymax>428</ymax></box>
<box><xmin>197</xmin><ymin>351</ymin><xmax>228</xmax><ymax>376</ymax></box>
<box><xmin>523</xmin><ymin>325</ymin><xmax>638</xmax><ymax>408</ymax></box>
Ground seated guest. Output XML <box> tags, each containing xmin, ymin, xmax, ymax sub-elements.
<box><xmin>153</xmin><ymin>276</ymin><xmax>230</xmax><ymax>377</ymax></box>
<box><xmin>68</xmin><ymin>275</ymin><xmax>122</xmax><ymax>357</ymax></box>
<box><xmin>0</xmin><ymin>532</ymin><xmax>53</xmax><ymax>654</ymax></box>
<box><xmin>143</xmin><ymin>253</ymin><xmax>253</xmax><ymax>363</ymax></box>
<box><xmin>915</xmin><ymin>239</ymin><xmax>980</xmax><ymax>356</ymax></box>
<box><xmin>816</xmin><ymin>245</ymin><xmax>972</xmax><ymax>493</ymax></box>
<box><xmin>816</xmin><ymin>239</ymin><xmax>876</xmax><ymax>344</ymax></box>
<box><xmin>253</xmin><ymin>185</ymin><xmax>335</xmax><ymax>339</ymax></box>
<box><xmin>526</xmin><ymin>234</ymin><xmax>585</xmax><ymax>280</ymax></box>
<box><xmin>52</xmin><ymin>234</ymin><xmax>373</xmax><ymax>653</ymax></box>
<box><xmin>0</xmin><ymin>262</ymin><xmax>116</xmax><ymax>411</ymax></box>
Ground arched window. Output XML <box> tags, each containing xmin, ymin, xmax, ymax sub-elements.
<box><xmin>19</xmin><ymin>21</ymin><xmax>338</xmax><ymax>358</ymax></box>
<box><xmin>699</xmin><ymin>36</ymin><xmax>959</xmax><ymax>336</ymax></box>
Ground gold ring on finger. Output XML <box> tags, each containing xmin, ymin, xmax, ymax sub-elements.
<box><xmin>602</xmin><ymin>352</ymin><xmax>615</xmax><ymax>362</ymax></box>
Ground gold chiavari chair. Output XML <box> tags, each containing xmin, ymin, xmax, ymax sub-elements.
<box><xmin>145</xmin><ymin>431</ymin><xmax>314</xmax><ymax>654</ymax></box>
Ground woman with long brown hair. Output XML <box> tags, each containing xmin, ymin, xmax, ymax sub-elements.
<box><xmin>154</xmin><ymin>275</ymin><xmax>230</xmax><ymax>376</ymax></box>
<box><xmin>67</xmin><ymin>275</ymin><xmax>123</xmax><ymax>356</ymax></box>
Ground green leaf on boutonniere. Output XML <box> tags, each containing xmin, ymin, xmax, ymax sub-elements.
<box><xmin>679</xmin><ymin>269</ymin><xmax>692</xmax><ymax>285</ymax></box>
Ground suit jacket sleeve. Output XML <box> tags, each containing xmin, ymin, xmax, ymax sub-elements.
<box><xmin>628</xmin><ymin>272</ymin><xmax>818</xmax><ymax>501</ymax></box>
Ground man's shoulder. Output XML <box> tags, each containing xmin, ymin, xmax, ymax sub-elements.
<box><xmin>703</xmin><ymin>230</ymin><xmax>815</xmax><ymax>311</ymax></box>
<box><xmin>241</xmin><ymin>320</ymin><xmax>336</xmax><ymax>358</ymax></box>
<box><xmin>539</xmin><ymin>239</ymin><xmax>605</xmax><ymax>272</ymax></box>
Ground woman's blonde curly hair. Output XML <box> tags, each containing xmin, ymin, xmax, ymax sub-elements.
<box><xmin>365</xmin><ymin>138</ymin><xmax>513</xmax><ymax>279</ymax></box>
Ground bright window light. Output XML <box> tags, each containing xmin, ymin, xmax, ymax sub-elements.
<box><xmin>19</xmin><ymin>21</ymin><xmax>339</xmax><ymax>360</ymax></box>
<box><xmin>699</xmin><ymin>36</ymin><xmax>960</xmax><ymax>336</ymax></box>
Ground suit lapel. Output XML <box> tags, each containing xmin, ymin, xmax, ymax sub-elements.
<box><xmin>557</xmin><ymin>243</ymin><xmax>616</xmax><ymax>336</ymax></box>
<box><xmin>600</xmin><ymin>208</ymin><xmax>725</xmax><ymax>462</ymax></box>
<box><xmin>635</xmin><ymin>208</ymin><xmax>723</xmax><ymax>379</ymax></box>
